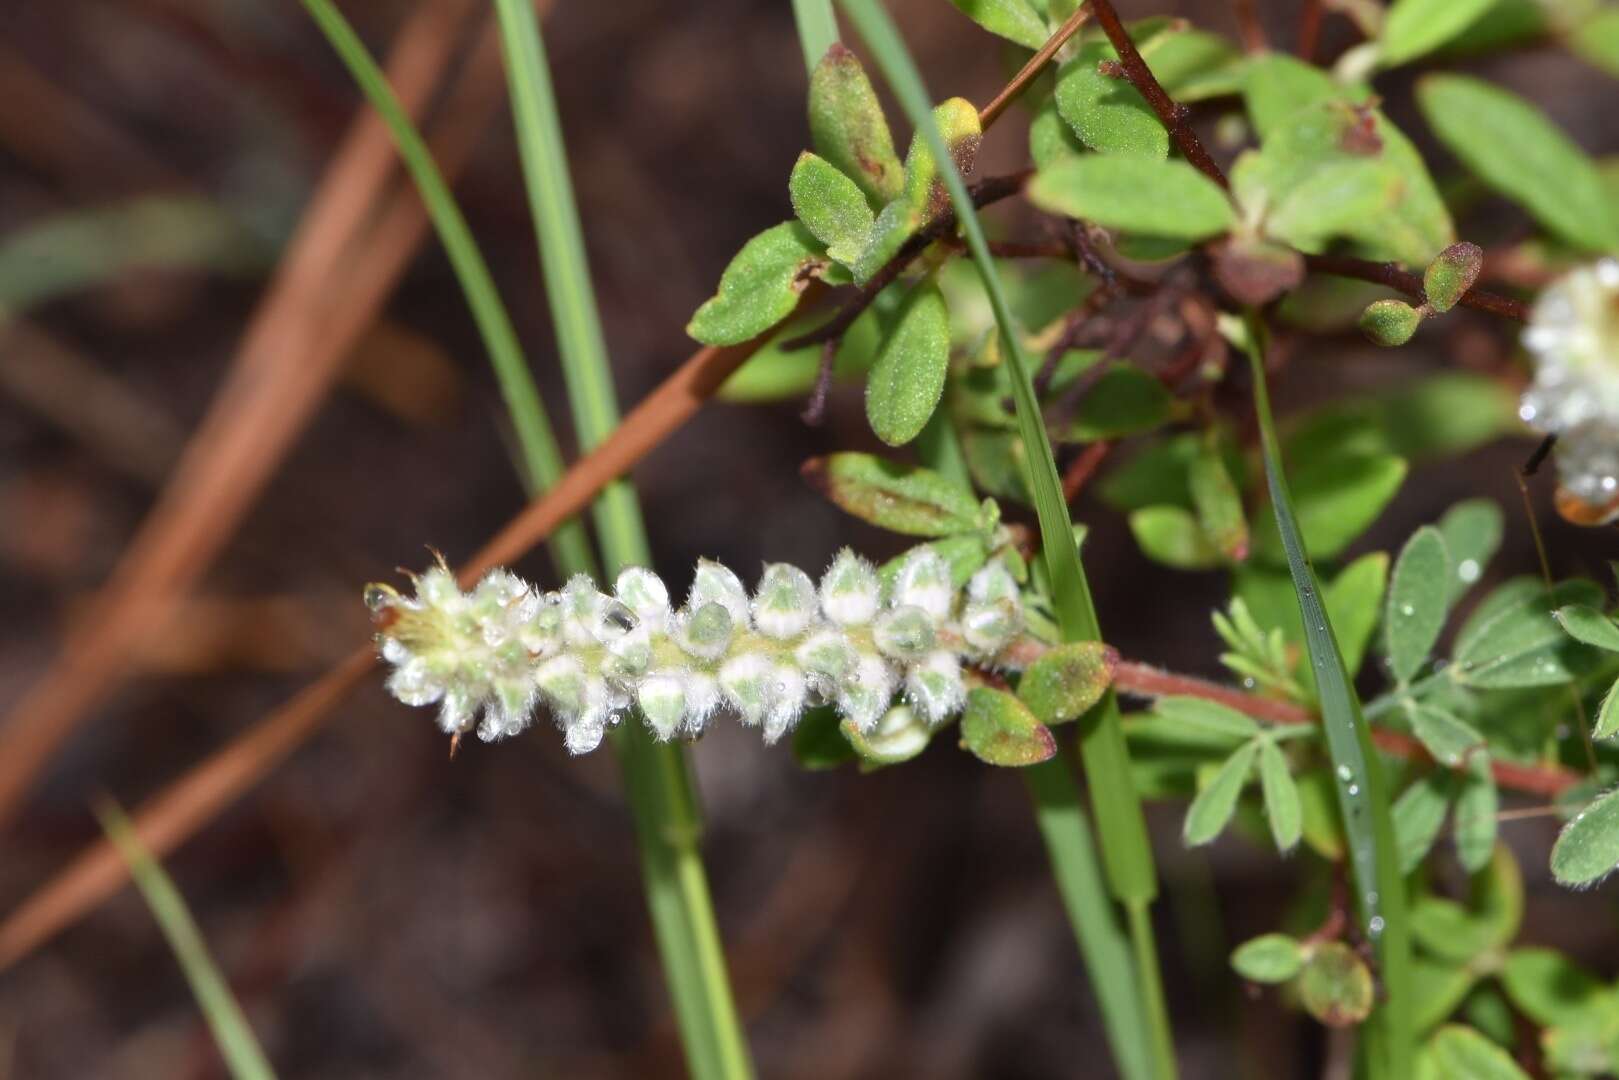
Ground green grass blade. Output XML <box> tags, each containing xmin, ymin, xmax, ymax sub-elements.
<box><xmin>489</xmin><ymin>5</ymin><xmax>752</xmax><ymax>1078</ymax></box>
<box><xmin>95</xmin><ymin>798</ymin><xmax>276</xmax><ymax>1080</ymax></box>
<box><xmin>791</xmin><ymin>0</ymin><xmax>841</xmax><ymax>71</ymax></box>
<box><xmin>298</xmin><ymin>0</ymin><xmax>595</xmax><ymax>578</ymax></box>
<box><xmin>1237</xmin><ymin>313</ymin><xmax>1411</xmax><ymax>1078</ymax></box>
<box><xmin>837</xmin><ymin>3</ymin><xmax>1171</xmax><ymax>1076</ymax></box>
<box><xmin>492</xmin><ymin>0</ymin><xmax>649</xmax><ymax>571</ymax></box>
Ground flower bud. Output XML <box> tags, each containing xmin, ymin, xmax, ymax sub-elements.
<box><xmin>688</xmin><ymin>560</ymin><xmax>751</xmax><ymax>625</ymax></box>
<box><xmin>637</xmin><ymin>671</ymin><xmax>687</xmax><ymax>740</ymax></box>
<box><xmin>819</xmin><ymin>548</ymin><xmax>881</xmax><ymax>626</ymax></box>
<box><xmin>677</xmin><ymin>602</ymin><xmax>733</xmax><ymax>661</ymax></box>
<box><xmin>838</xmin><ymin>653</ymin><xmax>897</xmax><ymax>732</ymax></box>
<box><xmin>874</xmin><ymin>605</ymin><xmax>936</xmax><ymax>660</ymax></box>
<box><xmin>892</xmin><ymin>548</ymin><xmax>953</xmax><ymax>621</ymax></box>
<box><xmin>682</xmin><ymin>672</ymin><xmax>722</xmax><ymax>733</ymax></box>
<box><xmin>906</xmin><ymin>650</ymin><xmax>965</xmax><ymax>725</ymax></box>
<box><xmin>437</xmin><ymin>686</ymin><xmax>476</xmax><ymax>735</ymax></box>
<box><xmin>559</xmin><ymin>575</ymin><xmax>607</xmax><ymax>647</ymax></box>
<box><xmin>535</xmin><ymin>654</ymin><xmax>587</xmax><ymax>718</ymax></box>
<box><xmin>763</xmin><ymin>664</ymin><xmax>808</xmax><ymax>744</ymax></box>
<box><xmin>968</xmin><ymin>562</ymin><xmax>1019</xmax><ymax>605</ymax></box>
<box><xmin>796</xmin><ymin>629</ymin><xmax>856</xmax><ymax>691</ymax></box>
<box><xmin>962</xmin><ymin>598</ymin><xmax>1022</xmax><ymax>655</ymax></box>
<box><xmin>615</xmin><ymin>568</ymin><xmax>671</xmax><ymax>633</ymax></box>
<box><xmin>753</xmin><ymin>563</ymin><xmax>817</xmax><ymax>639</ymax></box>
<box><xmin>719</xmin><ymin>653</ymin><xmax>774</xmax><ymax>725</ymax></box>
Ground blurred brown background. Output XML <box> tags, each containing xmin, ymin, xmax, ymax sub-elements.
<box><xmin>2</xmin><ymin>1</ymin><xmax>1617</xmax><ymax>1077</ymax></box>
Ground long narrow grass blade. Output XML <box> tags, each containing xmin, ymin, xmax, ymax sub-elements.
<box><xmin>94</xmin><ymin>798</ymin><xmax>276</xmax><ymax>1080</ymax></box>
<box><xmin>299</xmin><ymin>0</ymin><xmax>594</xmax><ymax>576</ymax></box>
<box><xmin>791</xmin><ymin>0</ymin><xmax>840</xmax><ymax>71</ymax></box>
<box><xmin>1237</xmin><ymin>313</ymin><xmax>1411</xmax><ymax>1078</ymax></box>
<box><xmin>837</xmin><ymin>3</ymin><xmax>1170</xmax><ymax>1076</ymax></box>
<box><xmin>490</xmin><ymin>5</ymin><xmax>752</xmax><ymax>1078</ymax></box>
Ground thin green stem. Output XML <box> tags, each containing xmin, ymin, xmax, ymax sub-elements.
<box><xmin>490</xmin><ymin>3</ymin><xmax>751</xmax><ymax>1076</ymax></box>
<box><xmin>790</xmin><ymin>0</ymin><xmax>840</xmax><ymax>72</ymax></box>
<box><xmin>299</xmin><ymin>0</ymin><xmax>595</xmax><ymax>579</ymax></box>
<box><xmin>837</xmin><ymin>3</ymin><xmax>1173</xmax><ymax>1076</ymax></box>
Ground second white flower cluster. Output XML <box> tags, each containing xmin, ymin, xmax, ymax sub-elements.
<box><xmin>367</xmin><ymin>547</ymin><xmax>1029</xmax><ymax>755</ymax></box>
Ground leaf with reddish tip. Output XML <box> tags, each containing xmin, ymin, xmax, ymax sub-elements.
<box><xmin>960</xmin><ymin>687</ymin><xmax>1057</xmax><ymax>766</ymax></box>
<box><xmin>1299</xmin><ymin>942</ymin><xmax>1375</xmax><ymax>1027</ymax></box>
<box><xmin>809</xmin><ymin>44</ymin><xmax>904</xmax><ymax>207</ymax></box>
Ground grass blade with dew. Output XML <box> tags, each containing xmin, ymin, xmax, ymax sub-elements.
<box><xmin>838</xmin><ymin>2</ymin><xmax>1172</xmax><ymax>1075</ymax></box>
<box><xmin>790</xmin><ymin>0</ymin><xmax>841</xmax><ymax>72</ymax></box>
<box><xmin>299</xmin><ymin>0</ymin><xmax>595</xmax><ymax>578</ymax></box>
<box><xmin>1234</xmin><ymin>312</ymin><xmax>1411</xmax><ymax>1078</ymax></box>
<box><xmin>95</xmin><ymin>797</ymin><xmax>276</xmax><ymax>1080</ymax></box>
<box><xmin>490</xmin><ymin>2</ymin><xmax>753</xmax><ymax>1076</ymax></box>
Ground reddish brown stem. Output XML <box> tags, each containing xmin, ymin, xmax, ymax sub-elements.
<box><xmin>1231</xmin><ymin>0</ymin><xmax>1268</xmax><ymax>53</ymax></box>
<box><xmin>1110</xmin><ymin>660</ymin><xmax>1581</xmax><ymax>797</ymax></box>
<box><xmin>1087</xmin><ymin>0</ymin><xmax>1228</xmax><ymax>187</ymax></box>
<box><xmin>978</xmin><ymin>5</ymin><xmax>1092</xmax><ymax>130</ymax></box>
<box><xmin>1298</xmin><ymin>0</ymin><xmax>1324</xmax><ymax>61</ymax></box>
<box><xmin>1062</xmin><ymin>440</ymin><xmax>1113</xmax><ymax>501</ymax></box>
<box><xmin>1303</xmin><ymin>253</ymin><xmax>1530</xmax><ymax>321</ymax></box>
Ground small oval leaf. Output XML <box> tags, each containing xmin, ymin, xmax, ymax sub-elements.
<box><xmin>1427</xmin><ymin>1024</ymin><xmax>1531</xmax><ymax>1080</ymax></box>
<box><xmin>960</xmin><ymin>687</ymin><xmax>1057</xmax><ymax>767</ymax></box>
<box><xmin>803</xmin><ymin>452</ymin><xmax>984</xmax><ymax>537</ymax></box>
<box><xmin>1183</xmin><ymin>740</ymin><xmax>1259</xmax><ymax>846</ymax></box>
<box><xmin>1551</xmin><ymin>785</ymin><xmax>1619</xmax><ymax>887</ymax></box>
<box><xmin>809</xmin><ymin>44</ymin><xmax>904</xmax><ymax>206</ymax></box>
<box><xmin>1028</xmin><ymin>155</ymin><xmax>1235</xmax><ymax>241</ymax></box>
<box><xmin>1017</xmin><ymin>641</ymin><xmax>1114</xmax><ymax>726</ymax></box>
<box><xmin>1054</xmin><ymin>44</ymin><xmax>1170</xmax><ymax>160</ymax></box>
<box><xmin>789</xmin><ymin>152</ymin><xmax>875</xmax><ymax>267</ymax></box>
<box><xmin>1231</xmin><ymin>933</ymin><xmax>1305</xmax><ymax>983</ymax></box>
<box><xmin>866</xmin><ymin>279</ymin><xmax>951</xmax><ymax>446</ymax></box>
<box><xmin>1298</xmin><ymin>942</ymin><xmax>1375</xmax><ymax>1027</ymax></box>
<box><xmin>687</xmin><ymin>222</ymin><xmax>825</xmax><ymax>345</ymax></box>
<box><xmin>1554</xmin><ymin>604</ymin><xmax>1619</xmax><ymax>652</ymax></box>
<box><xmin>1386</xmin><ymin>526</ymin><xmax>1452</xmax><ymax>683</ymax></box>
<box><xmin>1258</xmin><ymin>738</ymin><xmax>1302</xmax><ymax>853</ymax></box>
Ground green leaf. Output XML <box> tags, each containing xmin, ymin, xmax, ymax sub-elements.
<box><xmin>960</xmin><ymin>686</ymin><xmax>1058</xmax><ymax>766</ymax></box>
<box><xmin>843</xmin><ymin>705</ymin><xmax>934</xmax><ymax>765</ymax></box>
<box><xmin>1299</xmin><ymin>942</ymin><xmax>1376</xmax><ymax>1027</ymax></box>
<box><xmin>1359</xmin><ymin>298</ymin><xmax>1423</xmax><ymax>346</ymax></box>
<box><xmin>1231</xmin><ymin>933</ymin><xmax>1305</xmax><ymax>983</ymax></box>
<box><xmin>1417</xmin><ymin>75</ymin><xmax>1619</xmax><ymax>252</ymax></box>
<box><xmin>96</xmin><ymin>798</ymin><xmax>277</xmax><ymax>1080</ymax></box>
<box><xmin>1413</xmin><ymin>959</ymin><xmax>1484</xmax><ymax>1036</ymax></box>
<box><xmin>1395</xmin><ymin>770</ymin><xmax>1455</xmax><ymax>874</ymax></box>
<box><xmin>1139</xmin><ymin>696</ymin><xmax>1263</xmax><ymax>749</ymax></box>
<box><xmin>1454</xmin><ymin>757</ymin><xmax>1498</xmax><ymax>874</ymax></box>
<box><xmin>1326</xmin><ymin>553</ymin><xmax>1390</xmax><ymax>678</ymax></box>
<box><xmin>1408</xmin><ymin>704</ymin><xmax>1484</xmax><ymax>769</ymax></box>
<box><xmin>1387</xmin><ymin>527</ymin><xmax>1453</xmax><ymax>682</ymax></box>
<box><xmin>1551</xmin><ymin>785</ymin><xmax>1619</xmax><ymax>887</ymax></box>
<box><xmin>1143</xmin><ymin>27</ymin><xmax>1244</xmax><ymax>102</ymax></box>
<box><xmin>1411</xmin><ymin>897</ymin><xmax>1496</xmax><ymax>965</ymax></box>
<box><xmin>1381</xmin><ymin>0</ymin><xmax>1496</xmax><ymax>66</ymax></box>
<box><xmin>1017</xmin><ymin>641</ymin><xmax>1115</xmax><ymax>726</ymax></box>
<box><xmin>809</xmin><ymin>44</ymin><xmax>904</xmax><ymax>206</ymax></box>
<box><xmin>1298</xmin><ymin>766</ymin><xmax>1346</xmax><ymax>860</ymax></box>
<box><xmin>1452</xmin><ymin>579</ymin><xmax>1607</xmax><ymax>688</ymax></box>
<box><xmin>1251</xmin><ymin>452</ymin><xmax>1407</xmax><ymax>562</ymax></box>
<box><xmin>792</xmin><ymin>706</ymin><xmax>857</xmax><ymax>769</ymax></box>
<box><xmin>1129</xmin><ymin>506</ymin><xmax>1222</xmax><ymax>570</ymax></box>
<box><xmin>899</xmin><ymin>98</ymin><xmax>983</xmax><ymax>220</ymax></box>
<box><xmin>1427</xmin><ymin>1025</ymin><xmax>1530</xmax><ymax>1080</ymax></box>
<box><xmin>1258</xmin><ymin>737</ymin><xmax>1302</xmax><ymax>852</ymax></box>
<box><xmin>1596</xmin><ymin>676</ymin><xmax>1619</xmax><ymax>741</ymax></box>
<box><xmin>1064</xmin><ymin>364</ymin><xmax>1175</xmax><ymax>441</ymax></box>
<box><xmin>1183</xmin><ymin>740</ymin><xmax>1259</xmax><ymax>845</ymax></box>
<box><xmin>1189</xmin><ymin>446</ymin><xmax>1249</xmax><ymax>562</ymax></box>
<box><xmin>1437</xmin><ymin>498</ymin><xmax>1503</xmax><ymax>604</ymax></box>
<box><xmin>789</xmin><ymin>152</ymin><xmax>875</xmax><ymax>267</ymax></box>
<box><xmin>1030</xmin><ymin>95</ymin><xmax>1086</xmax><ymax>169</ymax></box>
<box><xmin>1422</xmin><ymin>242</ymin><xmax>1483</xmax><ymax>314</ymax></box>
<box><xmin>947</xmin><ymin>0</ymin><xmax>1049</xmax><ymax>49</ymax></box>
<box><xmin>1054</xmin><ymin>42</ymin><xmax>1169</xmax><ymax>159</ymax></box>
<box><xmin>879</xmin><ymin>534</ymin><xmax>996</xmax><ymax>590</ymax></box>
<box><xmin>1501</xmin><ymin>947</ymin><xmax>1610</xmax><ymax>1026</ymax></box>
<box><xmin>1571</xmin><ymin>7</ymin><xmax>1619</xmax><ymax>78</ymax></box>
<box><xmin>1379</xmin><ymin>376</ymin><xmax>1519</xmax><ymax>461</ymax></box>
<box><xmin>687</xmin><ymin>222</ymin><xmax>826</xmax><ymax>346</ymax></box>
<box><xmin>803</xmin><ymin>452</ymin><xmax>986</xmax><ymax>536</ymax></box>
<box><xmin>866</xmin><ymin>278</ymin><xmax>951</xmax><ymax>446</ymax></box>
<box><xmin>1243</xmin><ymin>54</ymin><xmax>1347</xmax><ymax>140</ymax></box>
<box><xmin>1555</xmin><ymin>604</ymin><xmax>1619</xmax><ymax>652</ymax></box>
<box><xmin>1028</xmin><ymin>155</ymin><xmax>1235</xmax><ymax>241</ymax></box>
<box><xmin>1233</xmin><ymin>98</ymin><xmax>1454</xmax><ymax>265</ymax></box>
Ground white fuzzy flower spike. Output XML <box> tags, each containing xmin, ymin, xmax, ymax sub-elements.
<box><xmin>367</xmin><ymin>549</ymin><xmax>1035</xmax><ymax>755</ymax></box>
